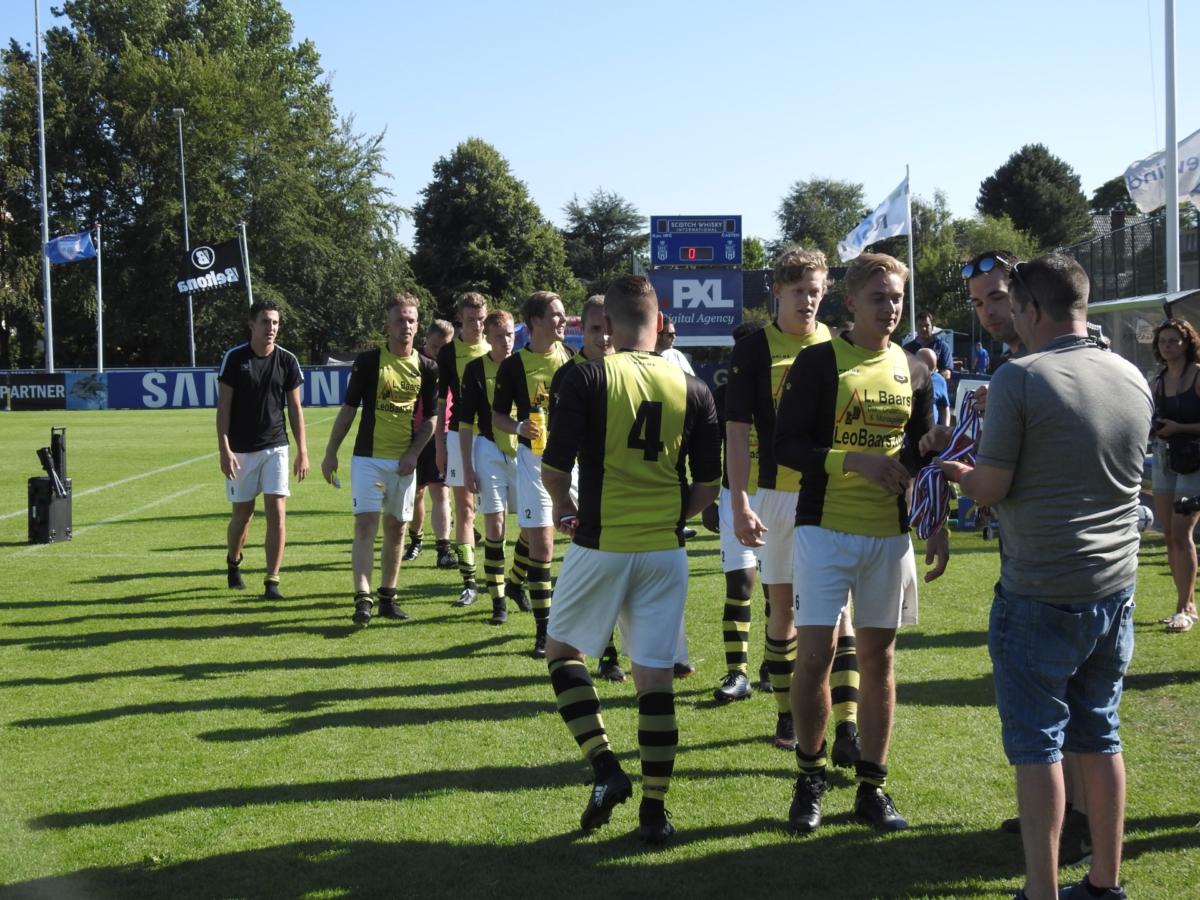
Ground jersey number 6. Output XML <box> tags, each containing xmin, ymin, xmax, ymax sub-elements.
<box><xmin>627</xmin><ymin>400</ymin><xmax>665</xmax><ymax>462</ymax></box>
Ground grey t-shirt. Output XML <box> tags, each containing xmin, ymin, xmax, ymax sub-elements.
<box><xmin>977</xmin><ymin>333</ymin><xmax>1152</xmax><ymax>602</ymax></box>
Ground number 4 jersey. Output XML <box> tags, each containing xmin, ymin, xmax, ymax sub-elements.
<box><xmin>543</xmin><ymin>350</ymin><xmax>721</xmax><ymax>552</ymax></box>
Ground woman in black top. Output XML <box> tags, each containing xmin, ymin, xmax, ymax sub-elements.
<box><xmin>1150</xmin><ymin>318</ymin><xmax>1200</xmax><ymax>632</ymax></box>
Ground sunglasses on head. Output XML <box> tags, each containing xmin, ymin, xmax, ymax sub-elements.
<box><xmin>1008</xmin><ymin>261</ymin><xmax>1044</xmax><ymax>310</ymax></box>
<box><xmin>961</xmin><ymin>252</ymin><xmax>1016</xmax><ymax>280</ymax></box>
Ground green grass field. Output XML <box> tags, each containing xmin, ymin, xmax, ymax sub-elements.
<box><xmin>0</xmin><ymin>409</ymin><xmax>1197</xmax><ymax>899</ymax></box>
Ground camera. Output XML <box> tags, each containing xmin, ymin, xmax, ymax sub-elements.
<box><xmin>1174</xmin><ymin>496</ymin><xmax>1200</xmax><ymax>515</ymax></box>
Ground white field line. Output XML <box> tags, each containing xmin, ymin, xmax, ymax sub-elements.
<box><xmin>12</xmin><ymin>484</ymin><xmax>205</xmax><ymax>556</ymax></box>
<box><xmin>0</xmin><ymin>413</ymin><xmax>336</xmax><ymax>521</ymax></box>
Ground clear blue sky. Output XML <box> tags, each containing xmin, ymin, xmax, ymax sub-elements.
<box><xmin>6</xmin><ymin>1</ymin><xmax>1198</xmax><ymax>248</ymax></box>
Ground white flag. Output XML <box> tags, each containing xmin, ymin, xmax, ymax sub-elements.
<box><xmin>1122</xmin><ymin>126</ymin><xmax>1200</xmax><ymax>214</ymax></box>
<box><xmin>837</xmin><ymin>177</ymin><xmax>909</xmax><ymax>262</ymax></box>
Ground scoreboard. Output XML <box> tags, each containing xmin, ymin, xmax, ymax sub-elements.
<box><xmin>650</xmin><ymin>216</ymin><xmax>742</xmax><ymax>267</ymax></box>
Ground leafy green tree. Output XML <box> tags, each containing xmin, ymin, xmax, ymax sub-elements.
<box><xmin>775</xmin><ymin>177</ymin><xmax>867</xmax><ymax>260</ymax></box>
<box><xmin>0</xmin><ymin>0</ymin><xmax>414</xmax><ymax>367</ymax></box>
<box><xmin>742</xmin><ymin>236</ymin><xmax>767</xmax><ymax>271</ymax></box>
<box><xmin>956</xmin><ymin>214</ymin><xmax>1041</xmax><ymax>261</ymax></box>
<box><xmin>561</xmin><ymin>189</ymin><xmax>644</xmax><ymax>295</ymax></box>
<box><xmin>976</xmin><ymin>144</ymin><xmax>1092</xmax><ymax>249</ymax></box>
<box><xmin>412</xmin><ymin>138</ymin><xmax>579</xmax><ymax>316</ymax></box>
<box><xmin>1089</xmin><ymin>175</ymin><xmax>1139</xmax><ymax>215</ymax></box>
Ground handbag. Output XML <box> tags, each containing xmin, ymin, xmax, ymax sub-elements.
<box><xmin>1168</xmin><ymin>437</ymin><xmax>1200</xmax><ymax>475</ymax></box>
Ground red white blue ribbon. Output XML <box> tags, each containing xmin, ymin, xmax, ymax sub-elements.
<box><xmin>910</xmin><ymin>390</ymin><xmax>982</xmax><ymax>540</ymax></box>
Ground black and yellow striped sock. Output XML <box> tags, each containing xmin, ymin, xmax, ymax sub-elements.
<box><xmin>638</xmin><ymin>691</ymin><xmax>677</xmax><ymax>802</ymax></box>
<box><xmin>855</xmin><ymin>759</ymin><xmax>887</xmax><ymax>790</ymax></box>
<box><xmin>831</xmin><ymin>634</ymin><xmax>860</xmax><ymax>728</ymax></box>
<box><xmin>509</xmin><ymin>536</ymin><xmax>530</xmax><ymax>586</ymax></box>
<box><xmin>722</xmin><ymin>572</ymin><xmax>753</xmax><ymax>674</ymax></box>
<box><xmin>529</xmin><ymin>556</ymin><xmax>552</xmax><ymax>637</ymax></box>
<box><xmin>765</xmin><ymin>634</ymin><xmax>797</xmax><ymax>714</ymax></box>
<box><xmin>407</xmin><ymin>527</ymin><xmax>420</xmax><ymax>543</ymax></box>
<box><xmin>548</xmin><ymin>658</ymin><xmax>609</xmax><ymax>760</ymax></box>
<box><xmin>483</xmin><ymin>537</ymin><xmax>505</xmax><ymax>603</ymax></box>
<box><xmin>796</xmin><ymin>741</ymin><xmax>828</xmax><ymax>778</ymax></box>
<box><xmin>456</xmin><ymin>542</ymin><xmax>476</xmax><ymax>590</ymax></box>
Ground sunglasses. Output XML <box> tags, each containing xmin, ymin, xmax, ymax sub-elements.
<box><xmin>961</xmin><ymin>252</ymin><xmax>1016</xmax><ymax>280</ymax></box>
<box><xmin>1008</xmin><ymin>261</ymin><xmax>1044</xmax><ymax>310</ymax></box>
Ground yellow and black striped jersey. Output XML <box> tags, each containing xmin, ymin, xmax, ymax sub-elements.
<box><xmin>712</xmin><ymin>381</ymin><xmax>760</xmax><ymax>494</ymax></box>
<box><xmin>775</xmin><ymin>335</ymin><xmax>933</xmax><ymax>536</ymax></box>
<box><xmin>726</xmin><ymin>322</ymin><xmax>831</xmax><ymax>492</ymax></box>
<box><xmin>543</xmin><ymin>350</ymin><xmax>721</xmax><ymax>552</ymax></box>
<box><xmin>492</xmin><ymin>342</ymin><xmax>573</xmax><ymax>451</ymax></box>
<box><xmin>345</xmin><ymin>346</ymin><xmax>439</xmax><ymax>460</ymax></box>
<box><xmin>458</xmin><ymin>354</ymin><xmax>518</xmax><ymax>456</ymax></box>
<box><xmin>436</xmin><ymin>336</ymin><xmax>490</xmax><ymax>432</ymax></box>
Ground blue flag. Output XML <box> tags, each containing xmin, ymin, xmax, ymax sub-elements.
<box><xmin>45</xmin><ymin>230</ymin><xmax>97</xmax><ymax>264</ymax></box>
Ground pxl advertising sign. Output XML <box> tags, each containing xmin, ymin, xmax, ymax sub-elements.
<box><xmin>649</xmin><ymin>269</ymin><xmax>742</xmax><ymax>346</ymax></box>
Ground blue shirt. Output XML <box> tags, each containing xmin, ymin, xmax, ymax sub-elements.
<box><xmin>931</xmin><ymin>372</ymin><xmax>950</xmax><ymax>423</ymax></box>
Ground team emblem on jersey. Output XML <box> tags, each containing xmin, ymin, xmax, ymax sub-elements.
<box><xmin>894</xmin><ymin>369</ymin><xmax>909</xmax><ymax>384</ymax></box>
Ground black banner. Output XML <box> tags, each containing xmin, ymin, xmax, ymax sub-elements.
<box><xmin>176</xmin><ymin>238</ymin><xmax>244</xmax><ymax>295</ymax></box>
<box><xmin>1</xmin><ymin>373</ymin><xmax>66</xmax><ymax>410</ymax></box>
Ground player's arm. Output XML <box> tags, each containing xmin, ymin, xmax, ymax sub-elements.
<box><xmin>216</xmin><ymin>382</ymin><xmax>238</xmax><ymax>479</ymax></box>
<box><xmin>724</xmin><ymin>341</ymin><xmax>766</xmax><ymax>546</ymax></box>
<box><xmin>322</xmin><ymin>356</ymin><xmax>365</xmax><ymax>483</ymax></box>
<box><xmin>939</xmin><ymin>365</ymin><xmax>1020</xmax><ymax>506</ymax></box>
<box><xmin>286</xmin><ymin>386</ymin><xmax>309</xmax><ymax>481</ymax></box>
<box><xmin>682</xmin><ymin>376</ymin><xmax>722</xmax><ymax>518</ymax></box>
<box><xmin>321</xmin><ymin>405</ymin><xmax>357</xmax><ymax>484</ymax></box>
<box><xmin>491</xmin><ymin>359</ymin><xmax>538</xmax><ymax>441</ymax></box>
<box><xmin>776</xmin><ymin>346</ymin><xmax>910</xmax><ymax>495</ymax></box>
<box><xmin>901</xmin><ymin>353</ymin><xmax>936</xmax><ymax>475</ymax></box>
<box><xmin>542</xmin><ymin>365</ymin><xmax>588</xmax><ymax>533</ymax></box>
<box><xmin>399</xmin><ymin>358</ymin><xmax>438</xmax><ymax>478</ymax></box>
<box><xmin>434</xmin><ymin>342</ymin><xmax>456</xmax><ymax>471</ymax></box>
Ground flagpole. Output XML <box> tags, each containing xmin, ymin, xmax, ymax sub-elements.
<box><xmin>173</xmin><ymin>107</ymin><xmax>196</xmax><ymax>366</ymax></box>
<box><xmin>34</xmin><ymin>0</ymin><xmax>54</xmax><ymax>373</ymax></box>
<box><xmin>238</xmin><ymin>221</ymin><xmax>254</xmax><ymax>307</ymax></box>
<box><xmin>904</xmin><ymin>164</ymin><xmax>916</xmax><ymax>338</ymax></box>
<box><xmin>94</xmin><ymin>222</ymin><xmax>103</xmax><ymax>372</ymax></box>
<box><xmin>1163</xmin><ymin>0</ymin><xmax>1179</xmax><ymax>293</ymax></box>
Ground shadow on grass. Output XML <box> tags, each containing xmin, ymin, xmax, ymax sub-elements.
<box><xmin>900</xmin><ymin>629</ymin><xmax>989</xmax><ymax>651</ymax></box>
<box><xmin>10</xmin><ymin>815</ymin><xmax>1198</xmax><ymax>899</ymax></box>
<box><xmin>10</xmin><ymin>674</ymin><xmax>554</xmax><ymax>728</ymax></box>
<box><xmin>4</xmin><ymin>601</ymin><xmax>340</xmax><ymax>627</ymax></box>
<box><xmin>0</xmin><ymin>587</ymin><xmax>210</xmax><ymax>610</ymax></box>
<box><xmin>84</xmin><ymin>560</ymin><xmax>343</xmax><ymax>584</ymax></box>
<box><xmin>897</xmin><ymin>674</ymin><xmax>995</xmax><ymax>707</ymax></box>
<box><xmin>0</xmin><ymin>650</ymin><xmax>490</xmax><ymax>687</ymax></box>
<box><xmin>110</xmin><ymin>509</ymin><xmax>335</xmax><ymax>525</ymax></box>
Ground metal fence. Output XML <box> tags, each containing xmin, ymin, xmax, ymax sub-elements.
<box><xmin>1061</xmin><ymin>209</ymin><xmax>1200</xmax><ymax>301</ymax></box>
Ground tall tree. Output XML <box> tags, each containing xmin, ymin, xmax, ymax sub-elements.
<box><xmin>561</xmin><ymin>189</ymin><xmax>644</xmax><ymax>295</ymax></box>
<box><xmin>976</xmin><ymin>144</ymin><xmax>1092</xmax><ymax>249</ymax></box>
<box><xmin>411</xmin><ymin>138</ymin><xmax>579</xmax><ymax>315</ymax></box>
<box><xmin>0</xmin><ymin>0</ymin><xmax>415</xmax><ymax>367</ymax></box>
<box><xmin>1089</xmin><ymin>175</ymin><xmax>1139</xmax><ymax>215</ymax></box>
<box><xmin>775</xmin><ymin>177</ymin><xmax>867</xmax><ymax>260</ymax></box>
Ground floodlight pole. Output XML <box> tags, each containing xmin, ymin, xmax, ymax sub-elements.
<box><xmin>34</xmin><ymin>0</ymin><xmax>53</xmax><ymax>373</ymax></box>
<box><xmin>1164</xmin><ymin>0</ymin><xmax>1180</xmax><ymax>293</ymax></box>
<box><xmin>174</xmin><ymin>107</ymin><xmax>196</xmax><ymax>366</ymax></box>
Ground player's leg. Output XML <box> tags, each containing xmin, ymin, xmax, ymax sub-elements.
<box><xmin>714</xmin><ymin>487</ymin><xmax>757</xmax><ymax>703</ymax></box>
<box><xmin>623</xmin><ymin>548</ymin><xmax>688</xmax><ymax>845</ymax></box>
<box><xmin>225</xmin><ymin>500</ymin><xmax>255</xmax><ymax>590</ymax></box>
<box><xmin>830</xmin><ymin>612</ymin><xmax>862</xmax><ymax>766</ymax></box>
<box><xmin>377</xmin><ymin>466</ymin><xmax>416</xmax><ymax>621</ymax></box>
<box><xmin>474</xmin><ymin>438</ymin><xmax>511</xmax><ymax>624</ymax></box>
<box><xmin>546</xmin><ymin>546</ymin><xmax>631</xmax><ymax>833</ymax></box>
<box><xmin>404</xmin><ymin>486</ymin><xmax>426</xmax><ymax>561</ymax></box>
<box><xmin>429</xmin><ymin>480</ymin><xmax>454</xmax><ymax>568</ymax></box>
<box><xmin>262</xmin><ymin>494</ymin><xmax>286</xmax><ymax>599</ymax></box>
<box><xmin>526</xmin><ymin>525</ymin><xmax>555</xmax><ymax>658</ymax></box>
<box><xmin>755</xmin><ymin>490</ymin><xmax>799</xmax><ymax>747</ymax></box>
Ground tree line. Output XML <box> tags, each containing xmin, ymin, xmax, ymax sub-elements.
<box><xmin>0</xmin><ymin>1</ymin><xmax>1122</xmax><ymax>370</ymax></box>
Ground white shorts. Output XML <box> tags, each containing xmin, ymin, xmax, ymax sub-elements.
<box><xmin>752</xmin><ymin>488</ymin><xmax>798</xmax><ymax>585</ymax></box>
<box><xmin>792</xmin><ymin>526</ymin><xmax>918</xmax><ymax>629</ymax></box>
<box><xmin>516</xmin><ymin>445</ymin><xmax>552</xmax><ymax>528</ymax></box>
<box><xmin>350</xmin><ymin>455</ymin><xmax>417</xmax><ymax>521</ymax></box>
<box><xmin>474</xmin><ymin>437</ymin><xmax>517</xmax><ymax>515</ymax></box>
<box><xmin>445</xmin><ymin>434</ymin><xmax>466</xmax><ymax>489</ymax></box>
<box><xmin>719</xmin><ymin>487</ymin><xmax>760</xmax><ymax>574</ymax></box>
<box><xmin>549</xmin><ymin>545</ymin><xmax>688</xmax><ymax>668</ymax></box>
<box><xmin>226</xmin><ymin>445</ymin><xmax>289</xmax><ymax>503</ymax></box>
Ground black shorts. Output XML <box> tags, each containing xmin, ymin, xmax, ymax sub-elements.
<box><xmin>416</xmin><ymin>440</ymin><xmax>444</xmax><ymax>487</ymax></box>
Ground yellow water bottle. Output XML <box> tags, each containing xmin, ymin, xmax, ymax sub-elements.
<box><xmin>529</xmin><ymin>404</ymin><xmax>547</xmax><ymax>455</ymax></box>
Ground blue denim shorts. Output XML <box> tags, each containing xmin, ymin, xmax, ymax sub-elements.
<box><xmin>988</xmin><ymin>583</ymin><xmax>1136</xmax><ymax>766</ymax></box>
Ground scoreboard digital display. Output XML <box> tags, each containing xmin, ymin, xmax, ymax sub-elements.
<box><xmin>650</xmin><ymin>215</ymin><xmax>742</xmax><ymax>268</ymax></box>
